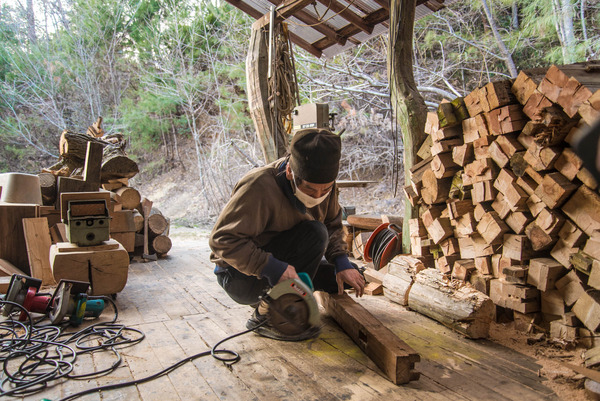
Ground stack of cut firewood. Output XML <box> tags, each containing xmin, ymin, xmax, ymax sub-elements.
<box><xmin>403</xmin><ymin>61</ymin><xmax>600</xmax><ymax>345</ymax></box>
<box><xmin>39</xmin><ymin>117</ymin><xmax>172</xmax><ymax>258</ymax></box>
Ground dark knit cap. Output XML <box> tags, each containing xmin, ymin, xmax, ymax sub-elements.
<box><xmin>289</xmin><ymin>128</ymin><xmax>341</xmax><ymax>183</ymax></box>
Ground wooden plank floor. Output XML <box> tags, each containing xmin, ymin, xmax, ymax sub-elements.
<box><xmin>19</xmin><ymin>232</ymin><xmax>560</xmax><ymax>401</ymax></box>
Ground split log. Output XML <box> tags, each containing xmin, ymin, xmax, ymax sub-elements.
<box><xmin>562</xmin><ymin>186</ymin><xmax>600</xmax><ymax>236</ymax></box>
<box><xmin>421</xmin><ymin>169</ymin><xmax>452</xmax><ymax>205</ymax></box>
<box><xmin>38</xmin><ymin>172</ymin><xmax>57</xmax><ymax>206</ymax></box>
<box><xmin>511</xmin><ymin>68</ymin><xmax>547</xmax><ymax>105</ymax></box>
<box><xmin>408</xmin><ymin>268</ymin><xmax>495</xmax><ymax>338</ymax></box>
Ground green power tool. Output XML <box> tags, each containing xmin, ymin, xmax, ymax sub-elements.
<box><xmin>263</xmin><ymin>272</ymin><xmax>320</xmax><ymax>336</ymax></box>
<box><xmin>48</xmin><ymin>280</ymin><xmax>105</xmax><ymax>326</ymax></box>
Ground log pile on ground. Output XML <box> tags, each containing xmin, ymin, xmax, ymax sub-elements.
<box><xmin>40</xmin><ymin>117</ymin><xmax>172</xmax><ymax>258</ymax></box>
<box><xmin>394</xmin><ymin>61</ymin><xmax>600</xmax><ymax>345</ymax></box>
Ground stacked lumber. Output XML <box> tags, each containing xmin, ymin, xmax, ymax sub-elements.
<box><xmin>404</xmin><ymin>61</ymin><xmax>600</xmax><ymax>345</ymax></box>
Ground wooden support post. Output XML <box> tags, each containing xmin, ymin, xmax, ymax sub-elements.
<box><xmin>316</xmin><ymin>291</ymin><xmax>420</xmax><ymax>384</ymax></box>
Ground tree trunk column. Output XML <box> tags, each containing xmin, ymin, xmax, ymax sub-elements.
<box><xmin>388</xmin><ymin>0</ymin><xmax>428</xmax><ymax>253</ymax></box>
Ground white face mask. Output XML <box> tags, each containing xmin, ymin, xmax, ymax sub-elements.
<box><xmin>291</xmin><ymin>172</ymin><xmax>331</xmax><ymax>208</ymax></box>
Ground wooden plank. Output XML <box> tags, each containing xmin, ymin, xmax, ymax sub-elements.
<box><xmin>0</xmin><ymin>258</ymin><xmax>26</xmax><ymax>276</ymax></box>
<box><xmin>0</xmin><ymin>203</ymin><xmax>37</xmax><ymax>275</ymax></box>
<box><xmin>316</xmin><ymin>291</ymin><xmax>420</xmax><ymax>384</ymax></box>
<box><xmin>83</xmin><ymin>141</ymin><xmax>104</xmax><ymax>188</ymax></box>
<box><xmin>22</xmin><ymin>217</ymin><xmax>56</xmax><ymax>285</ymax></box>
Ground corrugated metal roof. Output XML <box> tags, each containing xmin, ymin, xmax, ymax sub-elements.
<box><xmin>225</xmin><ymin>0</ymin><xmax>456</xmax><ymax>58</ymax></box>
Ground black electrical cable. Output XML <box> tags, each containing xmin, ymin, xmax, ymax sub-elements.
<box><xmin>56</xmin><ymin>322</ymin><xmax>267</xmax><ymax>401</ymax></box>
<box><xmin>1</xmin><ymin>296</ymin><xmax>268</xmax><ymax>400</ymax></box>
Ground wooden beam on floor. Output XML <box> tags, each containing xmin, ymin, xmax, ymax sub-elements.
<box><xmin>315</xmin><ymin>291</ymin><xmax>420</xmax><ymax>385</ymax></box>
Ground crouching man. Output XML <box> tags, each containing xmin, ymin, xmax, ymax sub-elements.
<box><xmin>209</xmin><ymin>128</ymin><xmax>365</xmax><ymax>341</ymax></box>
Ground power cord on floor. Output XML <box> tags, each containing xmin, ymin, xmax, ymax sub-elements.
<box><xmin>0</xmin><ymin>299</ymin><xmax>266</xmax><ymax>400</ymax></box>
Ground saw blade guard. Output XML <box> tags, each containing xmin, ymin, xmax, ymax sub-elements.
<box><xmin>266</xmin><ymin>277</ymin><xmax>320</xmax><ymax>335</ymax></box>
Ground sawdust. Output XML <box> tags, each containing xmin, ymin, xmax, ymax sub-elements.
<box><xmin>488</xmin><ymin>321</ymin><xmax>592</xmax><ymax>400</ymax></box>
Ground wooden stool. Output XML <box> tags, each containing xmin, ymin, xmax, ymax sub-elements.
<box><xmin>50</xmin><ymin>239</ymin><xmax>129</xmax><ymax>295</ymax></box>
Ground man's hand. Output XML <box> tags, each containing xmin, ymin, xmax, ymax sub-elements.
<box><xmin>278</xmin><ymin>265</ymin><xmax>299</xmax><ymax>283</ymax></box>
<box><xmin>336</xmin><ymin>268</ymin><xmax>365</xmax><ymax>297</ymax></box>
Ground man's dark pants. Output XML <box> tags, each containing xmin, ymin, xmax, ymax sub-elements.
<box><xmin>215</xmin><ymin>220</ymin><xmax>339</xmax><ymax>305</ymax></box>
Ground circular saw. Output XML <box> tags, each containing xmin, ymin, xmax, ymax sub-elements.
<box><xmin>264</xmin><ymin>274</ymin><xmax>320</xmax><ymax>336</ymax></box>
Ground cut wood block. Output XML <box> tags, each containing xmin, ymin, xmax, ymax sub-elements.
<box><xmin>431</xmin><ymin>152</ymin><xmax>460</xmax><ymax>179</ymax></box>
<box><xmin>421</xmin><ymin>169</ymin><xmax>452</xmax><ymax>205</ymax></box>
<box><xmin>497</xmin><ymin>133</ymin><xmax>525</xmax><ymax>157</ymax></box>
<box><xmin>111</xmin><ymin>231</ymin><xmax>135</xmax><ymax>253</ymax></box>
<box><xmin>489</xmin><ymin>279</ymin><xmax>541</xmax><ymax>313</ymax></box>
<box><xmin>409</xmin><ymin>156</ymin><xmax>433</xmax><ymax>185</ymax></box>
<box><xmin>452</xmin><ymin>259</ymin><xmax>476</xmax><ymax>281</ymax></box>
<box><xmin>452</xmin><ymin>143</ymin><xmax>474</xmax><ymax>166</ymax></box>
<box><xmin>541</xmin><ymin>290</ymin><xmax>566</xmax><ymax>316</ymax></box>
<box><xmin>474</xmin><ymin>256</ymin><xmax>492</xmax><ymax>275</ymax></box>
<box><xmin>556</xmin><ymin>270</ymin><xmax>586</xmax><ymax>307</ymax></box>
<box><xmin>476</xmin><ymin>212</ymin><xmax>509</xmax><ymax>244</ymax></box>
<box><xmin>425</xmin><ymin>111</ymin><xmax>440</xmax><ymax>136</ymax></box>
<box><xmin>525</xmin><ymin>165</ymin><xmax>544</xmax><ymax>185</ymax></box>
<box><xmin>364</xmin><ymin>267</ymin><xmax>387</xmax><ymax>285</ymax></box>
<box><xmin>516</xmin><ymin>175</ymin><xmax>538</xmax><ymax>196</ymax></box>
<box><xmin>447</xmin><ymin>199</ymin><xmax>473</xmax><ymax>220</ymax></box>
<box><xmin>317</xmin><ymin>291</ymin><xmax>420</xmax><ymax>384</ymax></box>
<box><xmin>505</xmin><ymin>211</ymin><xmax>533</xmax><ymax>235</ymax></box>
<box><xmin>408</xmin><ymin>219</ymin><xmax>427</xmax><ymax>238</ymax></box>
<box><xmin>437</xmin><ymin>102</ymin><xmax>461</xmax><ymax>128</ymax></box>
<box><xmin>527</xmin><ymin>194</ymin><xmax>546</xmax><ymax>217</ymax></box>
<box><xmin>472</xmin><ymin>233</ymin><xmax>500</xmax><ymax>257</ymax></box>
<box><xmin>578</xmin><ymin>89</ymin><xmax>600</xmax><ymax>125</ymax></box>
<box><xmin>471</xmin><ymin>181</ymin><xmax>497</xmax><ymax>203</ymax></box>
<box><xmin>524</xmin><ymin>145</ymin><xmax>561</xmax><ymax>172</ymax></box>
<box><xmin>462</xmin><ymin>114</ymin><xmax>489</xmax><ymax>143</ymax></box>
<box><xmin>523</xmin><ymin>91</ymin><xmax>553</xmax><ymax>121</ymax></box>
<box><xmin>503</xmin><ymin>234</ymin><xmax>537</xmax><ymax>262</ymax></box>
<box><xmin>570</xmin><ymin>250</ymin><xmax>594</xmax><ymax>275</ymax></box>
<box><xmin>473</xmin><ymin>136</ymin><xmax>493</xmax><ymax>160</ymax></box>
<box><xmin>457</xmin><ymin>237</ymin><xmax>475</xmax><ymax>259</ymax></box>
<box><xmin>435</xmin><ymin>255</ymin><xmax>459</xmax><ymax>274</ymax></box>
<box><xmin>578</xmin><ymin>167</ymin><xmax>599</xmax><ymax>190</ymax></box>
<box><xmin>473</xmin><ymin>202</ymin><xmax>494</xmax><ymax>222</ymax></box>
<box><xmin>550</xmin><ymin>239</ymin><xmax>579</xmax><ymax>268</ymax></box>
<box><xmin>485</xmin><ymin>104</ymin><xmax>528</xmax><ymax>135</ymax></box>
<box><xmin>491</xmin><ymin>255</ymin><xmax>515</xmax><ymax>279</ymax></box>
<box><xmin>22</xmin><ymin>217</ymin><xmax>56</xmax><ymax>286</ymax></box>
<box><xmin>346</xmin><ymin>214</ymin><xmax>383</xmax><ymax>231</ymax></box>
<box><xmin>554</xmin><ymin>149</ymin><xmax>583</xmax><ymax>181</ymax></box>
<box><xmin>549</xmin><ymin>320</ymin><xmax>578</xmax><ymax>342</ymax></box>
<box><xmin>469</xmin><ymin>271</ymin><xmax>493</xmax><ymax>295</ymax></box>
<box><xmin>364</xmin><ymin>282</ymin><xmax>383</xmax><ymax>295</ymax></box>
<box><xmin>420</xmin><ymin>205</ymin><xmax>446</xmax><ymax>227</ymax></box>
<box><xmin>502</xmin><ymin>265</ymin><xmax>528</xmax><ymax>284</ymax></box>
<box><xmin>483</xmin><ymin>80</ymin><xmax>517</xmax><ymax>110</ymax></box>
<box><xmin>465</xmin><ymin>87</ymin><xmax>484</xmax><ymax>116</ymax></box>
<box><xmin>0</xmin><ymin>259</ymin><xmax>26</xmax><ymax>276</ymax></box>
<box><xmin>455</xmin><ymin>212</ymin><xmax>476</xmax><ymax>237</ymax></box>
<box><xmin>534</xmin><ymin>172</ymin><xmax>578</xmax><ymax>209</ymax></box>
<box><xmin>110</xmin><ymin>210</ymin><xmax>136</xmax><ymax>233</ymax></box>
<box><xmin>558</xmin><ymin>220</ymin><xmax>587</xmax><ymax>248</ymax></box>
<box><xmin>525</xmin><ymin>222</ymin><xmax>557</xmax><ymax>251</ymax></box>
<box><xmin>583</xmin><ymin>237</ymin><xmax>600</xmax><ymax>261</ymax></box>
<box><xmin>408</xmin><ymin>268</ymin><xmax>495</xmax><ymax>338</ymax></box>
<box><xmin>491</xmin><ymin>194</ymin><xmax>511</xmax><ymax>219</ymax></box>
<box><xmin>512</xmin><ymin>68</ymin><xmax>547</xmax><ymax>105</ymax></box>
<box><xmin>535</xmin><ymin>208</ymin><xmax>566</xmax><ymax>236</ymax></box>
<box><xmin>440</xmin><ymin>237</ymin><xmax>459</xmax><ymax>256</ymax></box>
<box><xmin>50</xmin><ymin>239</ymin><xmax>129</xmax><ymax>295</ymax></box>
<box><xmin>431</xmin><ymin>125</ymin><xmax>462</xmax><ymax>142</ymax></box>
<box><xmin>527</xmin><ymin>258</ymin><xmax>566</xmax><ymax>291</ymax></box>
<box><xmin>49</xmin><ymin>222</ymin><xmax>67</xmax><ymax>243</ymax></box>
<box><xmin>488</xmin><ymin>141</ymin><xmax>510</xmax><ymax>168</ymax></box>
<box><xmin>562</xmin><ymin>186</ymin><xmax>600</xmax><ymax>236</ymax></box>
<box><xmin>431</xmin><ymin>138</ymin><xmax>463</xmax><ymax>156</ymax></box>
<box><xmin>424</xmin><ymin>217</ymin><xmax>453</xmax><ymax>244</ymax></box>
<box><xmin>417</xmin><ymin>135</ymin><xmax>433</xmax><ymax>160</ymax></box>
<box><xmin>504</xmin><ymin>182</ymin><xmax>529</xmax><ymax>211</ymax></box>
<box><xmin>403</xmin><ymin>184</ymin><xmax>420</xmax><ymax>207</ymax></box>
<box><xmin>572</xmin><ymin>291</ymin><xmax>600</xmax><ymax>332</ymax></box>
<box><xmin>588</xmin><ymin>259</ymin><xmax>600</xmax><ymax>290</ymax></box>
